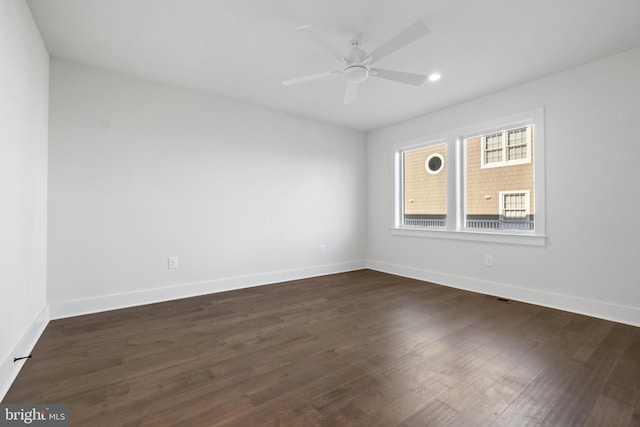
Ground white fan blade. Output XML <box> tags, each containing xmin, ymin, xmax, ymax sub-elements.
<box><xmin>282</xmin><ymin>70</ymin><xmax>340</xmax><ymax>86</ymax></box>
<box><xmin>366</xmin><ymin>20</ymin><xmax>429</xmax><ymax>63</ymax></box>
<box><xmin>297</xmin><ymin>25</ymin><xmax>347</xmax><ymax>64</ymax></box>
<box><xmin>371</xmin><ymin>68</ymin><xmax>427</xmax><ymax>86</ymax></box>
<box><xmin>344</xmin><ymin>82</ymin><xmax>359</xmax><ymax>104</ymax></box>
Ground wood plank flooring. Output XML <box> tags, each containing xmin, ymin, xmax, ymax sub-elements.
<box><xmin>4</xmin><ymin>270</ymin><xmax>640</xmax><ymax>426</ymax></box>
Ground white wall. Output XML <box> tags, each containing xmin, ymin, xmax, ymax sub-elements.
<box><xmin>48</xmin><ymin>59</ymin><xmax>366</xmax><ymax>317</ymax></box>
<box><xmin>0</xmin><ymin>0</ymin><xmax>49</xmax><ymax>400</ymax></box>
<box><xmin>367</xmin><ymin>48</ymin><xmax>640</xmax><ymax>326</ymax></box>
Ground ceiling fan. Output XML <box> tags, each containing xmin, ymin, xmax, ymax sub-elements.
<box><xmin>282</xmin><ymin>20</ymin><xmax>430</xmax><ymax>104</ymax></box>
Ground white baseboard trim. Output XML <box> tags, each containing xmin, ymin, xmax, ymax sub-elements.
<box><xmin>366</xmin><ymin>260</ymin><xmax>640</xmax><ymax>327</ymax></box>
<box><xmin>0</xmin><ymin>304</ymin><xmax>50</xmax><ymax>402</ymax></box>
<box><xmin>49</xmin><ymin>260</ymin><xmax>366</xmax><ymax>320</ymax></box>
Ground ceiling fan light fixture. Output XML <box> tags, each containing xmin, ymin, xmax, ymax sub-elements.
<box><xmin>428</xmin><ymin>72</ymin><xmax>441</xmax><ymax>82</ymax></box>
<box><xmin>284</xmin><ymin>20</ymin><xmax>431</xmax><ymax>103</ymax></box>
<box><xmin>344</xmin><ymin>65</ymin><xmax>369</xmax><ymax>84</ymax></box>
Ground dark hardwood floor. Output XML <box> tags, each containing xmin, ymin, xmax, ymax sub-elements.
<box><xmin>4</xmin><ymin>270</ymin><xmax>640</xmax><ymax>426</ymax></box>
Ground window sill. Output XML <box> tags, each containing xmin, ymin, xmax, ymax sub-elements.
<box><xmin>390</xmin><ymin>227</ymin><xmax>547</xmax><ymax>247</ymax></box>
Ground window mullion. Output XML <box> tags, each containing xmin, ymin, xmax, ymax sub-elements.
<box><xmin>502</xmin><ymin>130</ymin><xmax>507</xmax><ymax>164</ymax></box>
<box><xmin>449</xmin><ymin>137</ymin><xmax>460</xmax><ymax>231</ymax></box>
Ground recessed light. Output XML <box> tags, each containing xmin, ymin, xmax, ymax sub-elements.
<box><xmin>428</xmin><ymin>72</ymin><xmax>441</xmax><ymax>82</ymax></box>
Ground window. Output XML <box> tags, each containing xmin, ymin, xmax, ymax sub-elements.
<box><xmin>401</xmin><ymin>143</ymin><xmax>447</xmax><ymax>228</ymax></box>
<box><xmin>392</xmin><ymin>108</ymin><xmax>545</xmax><ymax>246</ymax></box>
<box><xmin>496</xmin><ymin>190</ymin><xmax>533</xmax><ymax>230</ymax></box>
<box><xmin>466</xmin><ymin>127</ymin><xmax>534</xmax><ymax>232</ymax></box>
<box><xmin>425</xmin><ymin>153</ymin><xmax>444</xmax><ymax>174</ymax></box>
<box><xmin>501</xmin><ymin>192</ymin><xmax>529</xmax><ymax>219</ymax></box>
<box><xmin>483</xmin><ymin>132</ymin><xmax>503</xmax><ymax>165</ymax></box>
<box><xmin>481</xmin><ymin>126</ymin><xmax>532</xmax><ymax>168</ymax></box>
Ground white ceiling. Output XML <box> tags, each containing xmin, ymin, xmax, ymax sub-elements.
<box><xmin>26</xmin><ymin>0</ymin><xmax>640</xmax><ymax>132</ymax></box>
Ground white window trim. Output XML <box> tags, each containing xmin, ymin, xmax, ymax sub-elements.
<box><xmin>480</xmin><ymin>126</ymin><xmax>532</xmax><ymax>169</ymax></box>
<box><xmin>391</xmin><ymin>108</ymin><xmax>546</xmax><ymax>246</ymax></box>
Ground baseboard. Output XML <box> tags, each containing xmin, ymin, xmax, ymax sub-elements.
<box><xmin>0</xmin><ymin>304</ymin><xmax>50</xmax><ymax>402</ymax></box>
<box><xmin>49</xmin><ymin>260</ymin><xmax>366</xmax><ymax>320</ymax></box>
<box><xmin>366</xmin><ymin>260</ymin><xmax>640</xmax><ymax>327</ymax></box>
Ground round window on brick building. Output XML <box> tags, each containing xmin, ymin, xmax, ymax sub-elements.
<box><xmin>425</xmin><ymin>153</ymin><xmax>444</xmax><ymax>174</ymax></box>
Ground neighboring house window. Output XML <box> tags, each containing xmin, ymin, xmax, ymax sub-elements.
<box><xmin>481</xmin><ymin>126</ymin><xmax>532</xmax><ymax>168</ymax></box>
<box><xmin>425</xmin><ymin>153</ymin><xmax>444</xmax><ymax>174</ymax></box>
<box><xmin>507</xmin><ymin>128</ymin><xmax>528</xmax><ymax>161</ymax></box>
<box><xmin>392</xmin><ymin>108</ymin><xmax>545</xmax><ymax>245</ymax></box>
<box><xmin>483</xmin><ymin>132</ymin><xmax>503</xmax><ymax>165</ymax></box>
<box><xmin>501</xmin><ymin>191</ymin><xmax>529</xmax><ymax>219</ymax></box>
<box><xmin>495</xmin><ymin>190</ymin><xmax>533</xmax><ymax>230</ymax></box>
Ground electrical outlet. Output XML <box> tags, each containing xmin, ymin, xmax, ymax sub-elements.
<box><xmin>319</xmin><ymin>244</ymin><xmax>326</xmax><ymax>255</ymax></box>
<box><xmin>485</xmin><ymin>254</ymin><xmax>493</xmax><ymax>267</ymax></box>
<box><xmin>168</xmin><ymin>256</ymin><xmax>178</xmax><ymax>269</ymax></box>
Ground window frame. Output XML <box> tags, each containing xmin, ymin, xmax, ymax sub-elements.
<box><xmin>391</xmin><ymin>108</ymin><xmax>546</xmax><ymax>246</ymax></box>
<box><xmin>394</xmin><ymin>138</ymin><xmax>449</xmax><ymax>230</ymax></box>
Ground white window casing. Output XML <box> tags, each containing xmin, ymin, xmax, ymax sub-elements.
<box><xmin>391</xmin><ymin>108</ymin><xmax>546</xmax><ymax>246</ymax></box>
